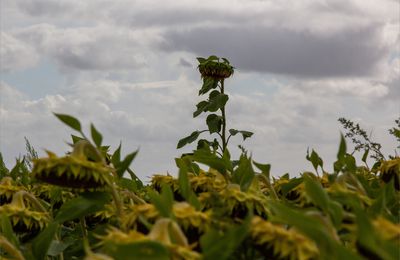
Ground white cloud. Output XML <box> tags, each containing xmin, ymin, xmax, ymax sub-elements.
<box><xmin>0</xmin><ymin>32</ymin><xmax>39</xmax><ymax>72</ymax></box>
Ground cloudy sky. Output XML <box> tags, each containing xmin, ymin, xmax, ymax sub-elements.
<box><xmin>1</xmin><ymin>0</ymin><xmax>399</xmax><ymax>180</ymax></box>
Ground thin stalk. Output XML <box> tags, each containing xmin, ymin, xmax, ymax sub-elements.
<box><xmin>110</xmin><ymin>183</ymin><xmax>124</xmax><ymax>229</ymax></box>
<box><xmin>79</xmin><ymin>217</ymin><xmax>88</xmax><ymax>238</ymax></box>
<box><xmin>220</xmin><ymin>79</ymin><xmax>227</xmax><ymax>153</ymax></box>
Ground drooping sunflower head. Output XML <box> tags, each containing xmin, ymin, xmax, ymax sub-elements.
<box><xmin>251</xmin><ymin>216</ymin><xmax>319</xmax><ymax>260</ymax></box>
<box><xmin>123</xmin><ymin>202</ymin><xmax>210</xmax><ymax>235</ymax></box>
<box><xmin>189</xmin><ymin>169</ymin><xmax>227</xmax><ymax>193</ymax></box>
<box><xmin>32</xmin><ymin>140</ymin><xmax>113</xmax><ymax>190</ymax></box>
<box><xmin>199</xmin><ymin>184</ymin><xmax>269</xmax><ymax>218</ymax></box>
<box><xmin>99</xmin><ymin>220</ymin><xmax>201</xmax><ymax>260</ymax></box>
<box><xmin>379</xmin><ymin>158</ymin><xmax>400</xmax><ymax>190</ymax></box>
<box><xmin>151</xmin><ymin>174</ymin><xmax>179</xmax><ymax>192</ymax></box>
<box><xmin>0</xmin><ymin>177</ymin><xmax>25</xmax><ymax>205</ymax></box>
<box><xmin>198</xmin><ymin>56</ymin><xmax>234</xmax><ymax>80</ymax></box>
<box><xmin>0</xmin><ymin>191</ymin><xmax>50</xmax><ymax>234</ymax></box>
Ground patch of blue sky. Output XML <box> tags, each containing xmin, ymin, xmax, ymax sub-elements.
<box><xmin>1</xmin><ymin>60</ymin><xmax>65</xmax><ymax>99</ymax></box>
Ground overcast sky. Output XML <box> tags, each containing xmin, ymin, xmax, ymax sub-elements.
<box><xmin>1</xmin><ymin>0</ymin><xmax>399</xmax><ymax>180</ymax></box>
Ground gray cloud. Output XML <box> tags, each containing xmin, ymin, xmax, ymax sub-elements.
<box><xmin>160</xmin><ymin>24</ymin><xmax>389</xmax><ymax>78</ymax></box>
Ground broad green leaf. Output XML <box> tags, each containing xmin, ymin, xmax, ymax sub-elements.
<box><xmin>199</xmin><ymin>78</ymin><xmax>218</xmax><ymax>95</ymax></box>
<box><xmin>32</xmin><ymin>222</ymin><xmax>59</xmax><ymax>260</ymax></box>
<box><xmin>253</xmin><ymin>161</ymin><xmax>271</xmax><ymax>180</ymax></box>
<box><xmin>193</xmin><ymin>101</ymin><xmax>209</xmax><ymax>117</ymax></box>
<box><xmin>303</xmin><ymin>174</ymin><xmax>330</xmax><ymax>212</ymax></box>
<box><xmin>327</xmin><ymin>201</ymin><xmax>344</xmax><ymax>228</ymax></box>
<box><xmin>191</xmin><ymin>148</ymin><xmax>233</xmax><ymax>174</ymax></box>
<box><xmin>200</xmin><ymin>215</ymin><xmax>251</xmax><ymax>260</ymax></box>
<box><xmin>116</xmin><ymin>150</ymin><xmax>139</xmax><ymax>178</ymax></box>
<box><xmin>306</xmin><ymin>149</ymin><xmax>323</xmax><ymax>172</ymax></box>
<box><xmin>239</xmin><ymin>130</ymin><xmax>253</xmax><ymax>141</ymax></box>
<box><xmin>280</xmin><ymin>177</ymin><xmax>303</xmax><ymax>196</ymax></box>
<box><xmin>53</xmin><ymin>113</ymin><xmax>81</xmax><ymax>132</ymax></box>
<box><xmin>229</xmin><ymin>129</ymin><xmax>239</xmax><ymax>136</ymax></box>
<box><xmin>118</xmin><ymin>177</ymin><xmax>138</xmax><ymax>192</ymax></box>
<box><xmin>232</xmin><ymin>155</ymin><xmax>255</xmax><ymax>192</ymax></box>
<box><xmin>110</xmin><ymin>241</ymin><xmax>170</xmax><ymax>260</ymax></box>
<box><xmin>48</xmin><ymin>240</ymin><xmax>72</xmax><ymax>257</ymax></box>
<box><xmin>148</xmin><ymin>185</ymin><xmax>174</xmax><ymax>218</ymax></box>
<box><xmin>176</xmin><ymin>158</ymin><xmax>201</xmax><ymax>210</ymax></box>
<box><xmin>55</xmin><ymin>191</ymin><xmax>110</xmax><ymax>223</ymax></box>
<box><xmin>206</xmin><ymin>114</ymin><xmax>222</xmax><ymax>134</ymax></box>
<box><xmin>207</xmin><ymin>91</ymin><xmax>228</xmax><ymax>112</ymax></box>
<box><xmin>177</xmin><ymin>131</ymin><xmax>200</xmax><ymax>149</ymax></box>
<box><xmin>0</xmin><ymin>213</ymin><xmax>19</xmax><ymax>247</ymax></box>
<box><xmin>90</xmin><ymin>123</ymin><xmax>103</xmax><ymax>147</ymax></box>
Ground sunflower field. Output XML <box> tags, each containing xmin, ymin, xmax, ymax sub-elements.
<box><xmin>0</xmin><ymin>56</ymin><xmax>399</xmax><ymax>260</ymax></box>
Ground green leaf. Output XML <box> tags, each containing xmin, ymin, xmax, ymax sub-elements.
<box><xmin>53</xmin><ymin>113</ymin><xmax>81</xmax><ymax>132</ymax></box>
<box><xmin>303</xmin><ymin>174</ymin><xmax>330</xmax><ymax>212</ymax></box>
<box><xmin>193</xmin><ymin>101</ymin><xmax>209</xmax><ymax>117</ymax></box>
<box><xmin>118</xmin><ymin>177</ymin><xmax>138</xmax><ymax>192</ymax></box>
<box><xmin>32</xmin><ymin>222</ymin><xmax>59</xmax><ymax>260</ymax></box>
<box><xmin>253</xmin><ymin>161</ymin><xmax>271</xmax><ymax>180</ymax></box>
<box><xmin>206</xmin><ymin>114</ymin><xmax>222</xmax><ymax>134</ymax></box>
<box><xmin>191</xmin><ymin>147</ymin><xmax>233</xmax><ymax>174</ymax></box>
<box><xmin>232</xmin><ymin>155</ymin><xmax>255</xmax><ymax>192</ymax></box>
<box><xmin>148</xmin><ymin>185</ymin><xmax>174</xmax><ymax>218</ymax></box>
<box><xmin>177</xmin><ymin>131</ymin><xmax>200</xmax><ymax>149</ymax></box>
<box><xmin>71</xmin><ymin>134</ymin><xmax>84</xmax><ymax>144</ymax></box>
<box><xmin>199</xmin><ymin>78</ymin><xmax>219</xmax><ymax>95</ymax></box>
<box><xmin>200</xmin><ymin>214</ymin><xmax>251</xmax><ymax>260</ymax></box>
<box><xmin>361</xmin><ymin>148</ymin><xmax>369</xmax><ymax>163</ymax></box>
<box><xmin>207</xmin><ymin>55</ymin><xmax>219</xmax><ymax>61</ymax></box>
<box><xmin>221</xmin><ymin>57</ymin><xmax>230</xmax><ymax>64</ymax></box>
<box><xmin>55</xmin><ymin>191</ymin><xmax>110</xmax><ymax>223</ymax></box>
<box><xmin>207</xmin><ymin>91</ymin><xmax>228</xmax><ymax>112</ymax></box>
<box><xmin>116</xmin><ymin>150</ymin><xmax>139</xmax><ymax>178</ymax></box>
<box><xmin>269</xmin><ymin>202</ymin><xmax>362</xmax><ymax>260</ymax></box>
<box><xmin>112</xmin><ymin>142</ymin><xmax>122</xmax><ymax>166</ymax></box>
<box><xmin>229</xmin><ymin>129</ymin><xmax>239</xmax><ymax>136</ymax></box>
<box><xmin>280</xmin><ymin>177</ymin><xmax>303</xmax><ymax>196</ymax></box>
<box><xmin>110</xmin><ymin>241</ymin><xmax>170</xmax><ymax>260</ymax></box>
<box><xmin>0</xmin><ymin>213</ymin><xmax>19</xmax><ymax>247</ymax></box>
<box><xmin>337</xmin><ymin>133</ymin><xmax>347</xmax><ymax>160</ymax></box>
<box><xmin>306</xmin><ymin>149</ymin><xmax>323</xmax><ymax>172</ymax></box>
<box><xmin>197</xmin><ymin>57</ymin><xmax>206</xmax><ymax>63</ymax></box>
<box><xmin>239</xmin><ymin>130</ymin><xmax>253</xmax><ymax>141</ymax></box>
<box><xmin>90</xmin><ymin>123</ymin><xmax>103</xmax><ymax>147</ymax></box>
<box><xmin>48</xmin><ymin>240</ymin><xmax>73</xmax><ymax>257</ymax></box>
<box><xmin>176</xmin><ymin>158</ymin><xmax>201</xmax><ymax>210</ymax></box>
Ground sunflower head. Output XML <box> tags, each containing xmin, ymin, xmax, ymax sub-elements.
<box><xmin>251</xmin><ymin>216</ymin><xmax>319</xmax><ymax>260</ymax></box>
<box><xmin>199</xmin><ymin>185</ymin><xmax>269</xmax><ymax>218</ymax></box>
<box><xmin>32</xmin><ymin>140</ymin><xmax>113</xmax><ymax>190</ymax></box>
<box><xmin>0</xmin><ymin>191</ymin><xmax>49</xmax><ymax>234</ymax></box>
<box><xmin>0</xmin><ymin>177</ymin><xmax>25</xmax><ymax>205</ymax></box>
<box><xmin>379</xmin><ymin>158</ymin><xmax>400</xmax><ymax>190</ymax></box>
<box><xmin>198</xmin><ymin>57</ymin><xmax>234</xmax><ymax>80</ymax></box>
